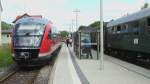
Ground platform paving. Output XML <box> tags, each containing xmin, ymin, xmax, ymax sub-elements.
<box><xmin>48</xmin><ymin>44</ymin><xmax>81</xmax><ymax>84</ymax></box>
<box><xmin>49</xmin><ymin>43</ymin><xmax>150</xmax><ymax>84</ymax></box>
<box><xmin>69</xmin><ymin>47</ymin><xmax>150</xmax><ymax>84</ymax></box>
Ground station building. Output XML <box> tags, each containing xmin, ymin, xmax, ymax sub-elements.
<box><xmin>1</xmin><ymin>29</ymin><xmax>12</xmax><ymax>44</ymax></box>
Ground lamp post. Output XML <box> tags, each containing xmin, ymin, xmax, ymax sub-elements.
<box><xmin>73</xmin><ymin>9</ymin><xmax>80</xmax><ymax>31</ymax></box>
<box><xmin>100</xmin><ymin>0</ymin><xmax>104</xmax><ymax>70</ymax></box>
<box><xmin>0</xmin><ymin>1</ymin><xmax>3</xmax><ymax>46</ymax></box>
<box><xmin>0</xmin><ymin>10</ymin><xmax>1</xmax><ymax>46</ymax></box>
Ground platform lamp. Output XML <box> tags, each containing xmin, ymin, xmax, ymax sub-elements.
<box><xmin>100</xmin><ymin>0</ymin><xmax>104</xmax><ymax>70</ymax></box>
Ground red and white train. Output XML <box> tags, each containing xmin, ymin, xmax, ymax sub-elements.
<box><xmin>11</xmin><ymin>16</ymin><xmax>60</xmax><ymax>66</ymax></box>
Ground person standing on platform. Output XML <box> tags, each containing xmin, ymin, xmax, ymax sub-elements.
<box><xmin>69</xmin><ymin>38</ymin><xmax>72</xmax><ymax>47</ymax></box>
<box><xmin>66</xmin><ymin>38</ymin><xmax>70</xmax><ymax>47</ymax></box>
<box><xmin>82</xmin><ymin>38</ymin><xmax>92</xmax><ymax>59</ymax></box>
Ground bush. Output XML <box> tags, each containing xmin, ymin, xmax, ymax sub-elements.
<box><xmin>0</xmin><ymin>44</ymin><xmax>14</xmax><ymax>67</ymax></box>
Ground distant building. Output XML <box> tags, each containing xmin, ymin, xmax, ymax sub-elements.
<box><xmin>2</xmin><ymin>29</ymin><xmax>12</xmax><ymax>44</ymax></box>
<box><xmin>0</xmin><ymin>0</ymin><xmax>3</xmax><ymax>46</ymax></box>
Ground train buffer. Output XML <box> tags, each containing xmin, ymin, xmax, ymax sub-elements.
<box><xmin>48</xmin><ymin>43</ymin><xmax>150</xmax><ymax>84</ymax></box>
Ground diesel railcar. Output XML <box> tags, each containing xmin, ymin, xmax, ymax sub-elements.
<box><xmin>12</xmin><ymin>17</ymin><xmax>60</xmax><ymax>66</ymax></box>
<box><xmin>105</xmin><ymin>8</ymin><xmax>150</xmax><ymax>60</ymax></box>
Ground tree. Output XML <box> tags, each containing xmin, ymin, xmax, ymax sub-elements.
<box><xmin>89</xmin><ymin>21</ymin><xmax>100</xmax><ymax>28</ymax></box>
<box><xmin>88</xmin><ymin>21</ymin><xmax>107</xmax><ymax>29</ymax></box>
<box><xmin>141</xmin><ymin>3</ymin><xmax>149</xmax><ymax>10</ymax></box>
<box><xmin>78</xmin><ymin>25</ymin><xmax>87</xmax><ymax>30</ymax></box>
<box><xmin>60</xmin><ymin>31</ymin><xmax>69</xmax><ymax>37</ymax></box>
<box><xmin>1</xmin><ymin>21</ymin><xmax>14</xmax><ymax>30</ymax></box>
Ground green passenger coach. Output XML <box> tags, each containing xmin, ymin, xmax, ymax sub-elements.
<box><xmin>106</xmin><ymin>8</ymin><xmax>150</xmax><ymax>59</ymax></box>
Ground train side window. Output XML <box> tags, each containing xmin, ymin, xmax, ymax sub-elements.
<box><xmin>121</xmin><ymin>25</ymin><xmax>125</xmax><ymax>33</ymax></box>
<box><xmin>107</xmin><ymin>27</ymin><xmax>111</xmax><ymax>34</ymax></box>
<box><xmin>111</xmin><ymin>27</ymin><xmax>114</xmax><ymax>34</ymax></box>
<box><xmin>131</xmin><ymin>21</ymin><xmax>139</xmax><ymax>28</ymax></box>
<box><xmin>131</xmin><ymin>21</ymin><xmax>139</xmax><ymax>35</ymax></box>
<box><xmin>117</xmin><ymin>25</ymin><xmax>121</xmax><ymax>33</ymax></box>
<box><xmin>48</xmin><ymin>31</ymin><xmax>51</xmax><ymax>39</ymax></box>
<box><xmin>112</xmin><ymin>26</ymin><xmax>116</xmax><ymax>34</ymax></box>
<box><xmin>147</xmin><ymin>18</ymin><xmax>150</xmax><ymax>26</ymax></box>
<box><xmin>147</xmin><ymin>18</ymin><xmax>150</xmax><ymax>34</ymax></box>
<box><xmin>125</xmin><ymin>24</ymin><xmax>129</xmax><ymax>34</ymax></box>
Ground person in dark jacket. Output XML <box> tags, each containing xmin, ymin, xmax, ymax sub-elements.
<box><xmin>66</xmin><ymin>38</ymin><xmax>70</xmax><ymax>47</ymax></box>
<box><xmin>82</xmin><ymin>38</ymin><xmax>92</xmax><ymax>59</ymax></box>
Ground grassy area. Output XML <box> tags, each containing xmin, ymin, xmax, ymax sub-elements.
<box><xmin>0</xmin><ymin>44</ymin><xmax>14</xmax><ymax>67</ymax></box>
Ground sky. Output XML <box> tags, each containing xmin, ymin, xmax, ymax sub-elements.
<box><xmin>1</xmin><ymin>0</ymin><xmax>150</xmax><ymax>31</ymax></box>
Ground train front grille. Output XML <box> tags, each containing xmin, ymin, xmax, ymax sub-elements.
<box><xmin>14</xmin><ymin>49</ymin><xmax>40</xmax><ymax>60</ymax></box>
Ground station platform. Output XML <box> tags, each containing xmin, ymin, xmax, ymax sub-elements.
<box><xmin>48</xmin><ymin>43</ymin><xmax>150</xmax><ymax>84</ymax></box>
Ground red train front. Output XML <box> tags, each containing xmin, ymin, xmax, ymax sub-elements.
<box><xmin>12</xmin><ymin>16</ymin><xmax>58</xmax><ymax>67</ymax></box>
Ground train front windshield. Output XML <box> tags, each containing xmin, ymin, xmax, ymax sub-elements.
<box><xmin>14</xmin><ymin>23</ymin><xmax>45</xmax><ymax>48</ymax></box>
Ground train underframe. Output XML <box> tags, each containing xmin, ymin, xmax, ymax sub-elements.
<box><xmin>105</xmin><ymin>47</ymin><xmax>150</xmax><ymax>63</ymax></box>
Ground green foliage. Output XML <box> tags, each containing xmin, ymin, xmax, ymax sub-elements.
<box><xmin>141</xmin><ymin>3</ymin><xmax>149</xmax><ymax>10</ymax></box>
<box><xmin>0</xmin><ymin>45</ymin><xmax>14</xmax><ymax>67</ymax></box>
<box><xmin>1</xmin><ymin>21</ymin><xmax>14</xmax><ymax>30</ymax></box>
<box><xmin>60</xmin><ymin>31</ymin><xmax>69</xmax><ymax>37</ymax></box>
<box><xmin>78</xmin><ymin>21</ymin><xmax>107</xmax><ymax>31</ymax></box>
<box><xmin>78</xmin><ymin>25</ymin><xmax>87</xmax><ymax>30</ymax></box>
<box><xmin>89</xmin><ymin>21</ymin><xmax>107</xmax><ymax>28</ymax></box>
<box><xmin>89</xmin><ymin>21</ymin><xmax>100</xmax><ymax>28</ymax></box>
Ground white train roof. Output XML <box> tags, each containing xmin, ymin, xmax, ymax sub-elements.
<box><xmin>107</xmin><ymin>8</ymin><xmax>150</xmax><ymax>27</ymax></box>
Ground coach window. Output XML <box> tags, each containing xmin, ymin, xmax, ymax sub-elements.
<box><xmin>125</xmin><ymin>24</ymin><xmax>129</xmax><ymax>34</ymax></box>
<box><xmin>113</xmin><ymin>26</ymin><xmax>117</xmax><ymax>34</ymax></box>
<box><xmin>121</xmin><ymin>24</ymin><xmax>128</xmax><ymax>34</ymax></box>
<box><xmin>117</xmin><ymin>25</ymin><xmax>121</xmax><ymax>33</ymax></box>
<box><xmin>111</xmin><ymin>27</ymin><xmax>114</xmax><ymax>34</ymax></box>
<box><xmin>147</xmin><ymin>18</ymin><xmax>150</xmax><ymax>34</ymax></box>
<box><xmin>108</xmin><ymin>27</ymin><xmax>111</xmax><ymax>34</ymax></box>
<box><xmin>132</xmin><ymin>21</ymin><xmax>139</xmax><ymax>35</ymax></box>
<box><xmin>121</xmin><ymin>25</ymin><xmax>125</xmax><ymax>33</ymax></box>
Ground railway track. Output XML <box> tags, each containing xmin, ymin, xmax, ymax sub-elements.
<box><xmin>0</xmin><ymin>45</ymin><xmax>61</xmax><ymax>84</ymax></box>
<box><xmin>33</xmin><ymin>46</ymin><xmax>61</xmax><ymax>84</ymax></box>
<box><xmin>0</xmin><ymin>68</ymin><xmax>40</xmax><ymax>84</ymax></box>
<box><xmin>0</xmin><ymin>70</ymin><xmax>17</xmax><ymax>83</ymax></box>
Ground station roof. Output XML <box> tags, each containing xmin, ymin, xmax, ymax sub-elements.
<box><xmin>78</xmin><ymin>27</ymin><xmax>99</xmax><ymax>33</ymax></box>
<box><xmin>107</xmin><ymin>8</ymin><xmax>150</xmax><ymax>27</ymax></box>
